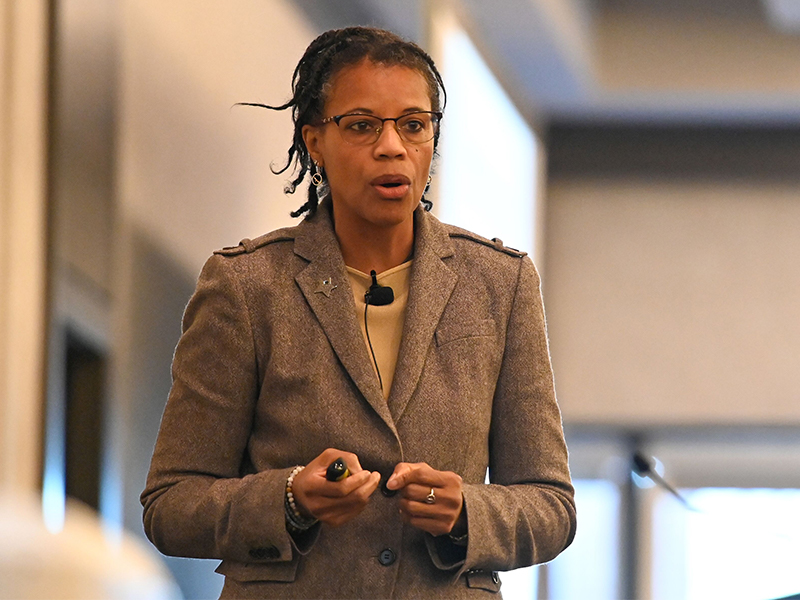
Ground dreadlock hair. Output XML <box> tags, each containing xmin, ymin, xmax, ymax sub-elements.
<box><xmin>238</xmin><ymin>26</ymin><xmax>446</xmax><ymax>218</ymax></box>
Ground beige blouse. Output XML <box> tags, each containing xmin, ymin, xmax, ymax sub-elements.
<box><xmin>346</xmin><ymin>261</ymin><xmax>413</xmax><ymax>399</ymax></box>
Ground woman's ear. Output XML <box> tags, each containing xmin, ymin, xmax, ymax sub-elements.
<box><xmin>302</xmin><ymin>124</ymin><xmax>323</xmax><ymax>167</ymax></box>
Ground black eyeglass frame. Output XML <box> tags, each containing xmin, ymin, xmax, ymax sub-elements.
<box><xmin>319</xmin><ymin>110</ymin><xmax>443</xmax><ymax>145</ymax></box>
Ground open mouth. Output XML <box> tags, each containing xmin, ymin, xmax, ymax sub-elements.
<box><xmin>372</xmin><ymin>175</ymin><xmax>411</xmax><ymax>188</ymax></box>
<box><xmin>371</xmin><ymin>175</ymin><xmax>411</xmax><ymax>199</ymax></box>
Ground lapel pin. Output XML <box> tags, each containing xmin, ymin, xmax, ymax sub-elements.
<box><xmin>315</xmin><ymin>277</ymin><xmax>337</xmax><ymax>298</ymax></box>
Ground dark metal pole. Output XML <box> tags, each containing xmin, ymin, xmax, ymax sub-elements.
<box><xmin>620</xmin><ymin>434</ymin><xmax>643</xmax><ymax>599</ymax></box>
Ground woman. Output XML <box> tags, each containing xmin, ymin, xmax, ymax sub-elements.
<box><xmin>141</xmin><ymin>26</ymin><xmax>575</xmax><ymax>599</ymax></box>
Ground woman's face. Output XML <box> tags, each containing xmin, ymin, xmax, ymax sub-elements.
<box><xmin>303</xmin><ymin>59</ymin><xmax>435</xmax><ymax>235</ymax></box>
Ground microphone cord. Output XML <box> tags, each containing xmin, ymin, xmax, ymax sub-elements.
<box><xmin>364</xmin><ymin>303</ymin><xmax>384</xmax><ymax>392</ymax></box>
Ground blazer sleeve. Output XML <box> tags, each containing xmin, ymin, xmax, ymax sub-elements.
<box><xmin>427</xmin><ymin>255</ymin><xmax>576</xmax><ymax>576</ymax></box>
<box><xmin>140</xmin><ymin>254</ymin><xmax>318</xmax><ymax>565</ymax></box>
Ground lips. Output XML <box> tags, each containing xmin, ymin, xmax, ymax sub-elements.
<box><xmin>372</xmin><ymin>174</ymin><xmax>411</xmax><ymax>187</ymax></box>
<box><xmin>371</xmin><ymin>174</ymin><xmax>411</xmax><ymax>199</ymax></box>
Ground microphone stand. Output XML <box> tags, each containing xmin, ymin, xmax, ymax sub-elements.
<box><xmin>632</xmin><ymin>451</ymin><xmax>697</xmax><ymax>511</ymax></box>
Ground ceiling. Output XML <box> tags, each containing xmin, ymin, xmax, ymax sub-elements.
<box><xmin>295</xmin><ymin>0</ymin><xmax>800</xmax><ymax>126</ymax></box>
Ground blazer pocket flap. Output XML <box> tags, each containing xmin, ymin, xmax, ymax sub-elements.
<box><xmin>215</xmin><ymin>558</ymin><xmax>298</xmax><ymax>583</ymax></box>
<box><xmin>465</xmin><ymin>569</ymin><xmax>502</xmax><ymax>593</ymax></box>
<box><xmin>435</xmin><ymin>319</ymin><xmax>495</xmax><ymax>347</ymax></box>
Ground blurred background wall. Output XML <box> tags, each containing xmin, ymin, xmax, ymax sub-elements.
<box><xmin>2</xmin><ymin>1</ymin><xmax>799</xmax><ymax>598</ymax></box>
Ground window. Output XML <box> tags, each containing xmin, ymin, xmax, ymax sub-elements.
<box><xmin>653</xmin><ymin>487</ymin><xmax>800</xmax><ymax>600</ymax></box>
<box><xmin>433</xmin><ymin>14</ymin><xmax>539</xmax><ymax>257</ymax></box>
<box><xmin>549</xmin><ymin>479</ymin><xmax>621</xmax><ymax>599</ymax></box>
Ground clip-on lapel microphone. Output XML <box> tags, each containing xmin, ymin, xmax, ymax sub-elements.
<box><xmin>364</xmin><ymin>270</ymin><xmax>394</xmax><ymax>306</ymax></box>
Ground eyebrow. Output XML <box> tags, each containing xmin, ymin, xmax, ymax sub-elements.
<box><xmin>340</xmin><ymin>106</ymin><xmax>431</xmax><ymax>115</ymax></box>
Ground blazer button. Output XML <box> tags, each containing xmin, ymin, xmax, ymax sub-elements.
<box><xmin>248</xmin><ymin>545</ymin><xmax>280</xmax><ymax>560</ymax></box>
<box><xmin>380</xmin><ymin>476</ymin><xmax>397</xmax><ymax>497</ymax></box>
<box><xmin>378</xmin><ymin>548</ymin><xmax>397</xmax><ymax>566</ymax></box>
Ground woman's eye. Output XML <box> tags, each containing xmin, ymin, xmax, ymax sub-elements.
<box><xmin>346</xmin><ymin>119</ymin><xmax>376</xmax><ymax>133</ymax></box>
<box><xmin>402</xmin><ymin>119</ymin><xmax>425</xmax><ymax>132</ymax></box>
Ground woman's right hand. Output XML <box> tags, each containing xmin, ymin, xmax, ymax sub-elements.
<box><xmin>291</xmin><ymin>448</ymin><xmax>381</xmax><ymax>527</ymax></box>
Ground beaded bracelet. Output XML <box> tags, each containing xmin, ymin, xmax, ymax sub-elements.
<box><xmin>285</xmin><ymin>465</ymin><xmax>318</xmax><ymax>532</ymax></box>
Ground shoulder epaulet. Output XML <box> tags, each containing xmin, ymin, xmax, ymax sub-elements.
<box><xmin>448</xmin><ymin>231</ymin><xmax>527</xmax><ymax>258</ymax></box>
<box><xmin>214</xmin><ymin>230</ymin><xmax>295</xmax><ymax>256</ymax></box>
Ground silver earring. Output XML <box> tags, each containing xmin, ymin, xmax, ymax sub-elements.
<box><xmin>311</xmin><ymin>162</ymin><xmax>328</xmax><ymax>199</ymax></box>
<box><xmin>311</xmin><ymin>163</ymin><xmax>323</xmax><ymax>186</ymax></box>
<box><xmin>425</xmin><ymin>175</ymin><xmax>432</xmax><ymax>191</ymax></box>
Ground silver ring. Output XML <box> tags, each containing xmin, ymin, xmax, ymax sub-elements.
<box><xmin>425</xmin><ymin>488</ymin><xmax>436</xmax><ymax>504</ymax></box>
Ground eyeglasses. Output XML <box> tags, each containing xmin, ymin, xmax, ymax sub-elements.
<box><xmin>320</xmin><ymin>111</ymin><xmax>442</xmax><ymax>146</ymax></box>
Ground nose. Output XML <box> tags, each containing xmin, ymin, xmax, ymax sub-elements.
<box><xmin>373</xmin><ymin>121</ymin><xmax>406</xmax><ymax>158</ymax></box>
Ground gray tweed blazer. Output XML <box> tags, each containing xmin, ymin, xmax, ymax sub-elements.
<box><xmin>141</xmin><ymin>199</ymin><xmax>575</xmax><ymax>599</ymax></box>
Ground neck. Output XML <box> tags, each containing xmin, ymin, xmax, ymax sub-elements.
<box><xmin>335</xmin><ymin>217</ymin><xmax>414</xmax><ymax>275</ymax></box>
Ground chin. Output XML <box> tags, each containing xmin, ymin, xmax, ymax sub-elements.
<box><xmin>360</xmin><ymin>213</ymin><xmax>408</xmax><ymax>232</ymax></box>
<box><xmin>373</xmin><ymin>200</ymin><xmax>416</xmax><ymax>222</ymax></box>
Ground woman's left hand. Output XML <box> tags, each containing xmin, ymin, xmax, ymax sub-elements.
<box><xmin>385</xmin><ymin>462</ymin><xmax>464</xmax><ymax>537</ymax></box>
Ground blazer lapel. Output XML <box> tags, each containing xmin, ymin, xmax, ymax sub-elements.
<box><xmin>293</xmin><ymin>203</ymin><xmax>396</xmax><ymax>434</ymax></box>
<box><xmin>388</xmin><ymin>209</ymin><xmax>457</xmax><ymax>423</ymax></box>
